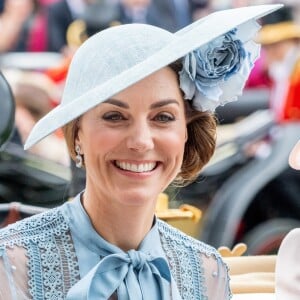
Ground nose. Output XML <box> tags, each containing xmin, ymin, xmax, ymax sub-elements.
<box><xmin>126</xmin><ymin>120</ymin><xmax>154</xmax><ymax>152</ymax></box>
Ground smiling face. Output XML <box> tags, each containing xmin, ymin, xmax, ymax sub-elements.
<box><xmin>76</xmin><ymin>67</ymin><xmax>187</xmax><ymax>208</ymax></box>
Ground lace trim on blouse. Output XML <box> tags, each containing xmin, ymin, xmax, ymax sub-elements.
<box><xmin>0</xmin><ymin>208</ymin><xmax>80</xmax><ymax>299</ymax></box>
<box><xmin>0</xmin><ymin>205</ymin><xmax>231</xmax><ymax>299</ymax></box>
<box><xmin>157</xmin><ymin>219</ymin><xmax>231</xmax><ymax>299</ymax></box>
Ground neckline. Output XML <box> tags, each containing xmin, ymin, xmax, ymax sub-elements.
<box><xmin>64</xmin><ymin>194</ymin><xmax>166</xmax><ymax>258</ymax></box>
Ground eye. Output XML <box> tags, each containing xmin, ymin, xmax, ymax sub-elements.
<box><xmin>102</xmin><ymin>111</ymin><xmax>126</xmax><ymax>121</ymax></box>
<box><xmin>154</xmin><ymin>112</ymin><xmax>175</xmax><ymax>123</ymax></box>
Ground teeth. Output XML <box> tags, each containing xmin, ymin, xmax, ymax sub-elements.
<box><xmin>116</xmin><ymin>161</ymin><xmax>156</xmax><ymax>172</ymax></box>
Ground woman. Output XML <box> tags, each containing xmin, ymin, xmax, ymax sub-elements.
<box><xmin>0</xmin><ymin>4</ymin><xmax>280</xmax><ymax>299</ymax></box>
<box><xmin>256</xmin><ymin>5</ymin><xmax>300</xmax><ymax>122</ymax></box>
<box><xmin>275</xmin><ymin>130</ymin><xmax>300</xmax><ymax>300</ymax></box>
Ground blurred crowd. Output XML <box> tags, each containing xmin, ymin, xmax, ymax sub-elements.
<box><xmin>1</xmin><ymin>0</ymin><xmax>300</xmax><ymax>171</ymax></box>
<box><xmin>0</xmin><ymin>0</ymin><xmax>212</xmax><ymax>53</ymax></box>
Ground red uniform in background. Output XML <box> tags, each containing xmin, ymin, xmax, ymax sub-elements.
<box><xmin>282</xmin><ymin>59</ymin><xmax>300</xmax><ymax>121</ymax></box>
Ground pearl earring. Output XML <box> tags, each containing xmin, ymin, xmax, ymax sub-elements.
<box><xmin>75</xmin><ymin>145</ymin><xmax>83</xmax><ymax>168</ymax></box>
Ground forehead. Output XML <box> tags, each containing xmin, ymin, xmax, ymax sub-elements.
<box><xmin>112</xmin><ymin>67</ymin><xmax>181</xmax><ymax>98</ymax></box>
<box><xmin>82</xmin><ymin>67</ymin><xmax>184</xmax><ymax>116</ymax></box>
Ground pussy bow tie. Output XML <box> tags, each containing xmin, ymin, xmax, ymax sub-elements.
<box><xmin>66</xmin><ymin>249</ymin><xmax>173</xmax><ymax>300</ymax></box>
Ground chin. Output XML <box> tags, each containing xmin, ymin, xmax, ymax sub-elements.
<box><xmin>119</xmin><ymin>189</ymin><xmax>159</xmax><ymax>207</ymax></box>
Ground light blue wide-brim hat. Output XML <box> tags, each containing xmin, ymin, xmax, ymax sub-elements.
<box><xmin>25</xmin><ymin>4</ymin><xmax>282</xmax><ymax>150</ymax></box>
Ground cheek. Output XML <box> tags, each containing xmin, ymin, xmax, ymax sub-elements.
<box><xmin>160</xmin><ymin>129</ymin><xmax>186</xmax><ymax>158</ymax></box>
<box><xmin>81</xmin><ymin>128</ymin><xmax>123</xmax><ymax>159</ymax></box>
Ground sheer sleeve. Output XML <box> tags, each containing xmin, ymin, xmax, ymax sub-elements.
<box><xmin>201</xmin><ymin>252</ymin><xmax>231</xmax><ymax>299</ymax></box>
<box><xmin>0</xmin><ymin>246</ymin><xmax>31</xmax><ymax>300</ymax></box>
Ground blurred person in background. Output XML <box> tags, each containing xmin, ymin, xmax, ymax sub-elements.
<box><xmin>120</xmin><ymin>0</ymin><xmax>201</xmax><ymax>32</ymax></box>
<box><xmin>47</xmin><ymin>0</ymin><xmax>209</xmax><ymax>52</ymax></box>
<box><xmin>245</xmin><ymin>47</ymin><xmax>273</xmax><ymax>89</ymax></box>
<box><xmin>190</xmin><ymin>0</ymin><xmax>212</xmax><ymax>20</ymax></box>
<box><xmin>119</xmin><ymin>0</ymin><xmax>210</xmax><ymax>32</ymax></box>
<box><xmin>119</xmin><ymin>0</ymin><xmax>151</xmax><ymax>23</ymax></box>
<box><xmin>47</xmin><ymin>0</ymin><xmax>120</xmax><ymax>52</ymax></box>
<box><xmin>47</xmin><ymin>0</ymin><xmax>93</xmax><ymax>52</ymax></box>
<box><xmin>275</xmin><ymin>117</ymin><xmax>300</xmax><ymax>299</ymax></box>
<box><xmin>0</xmin><ymin>0</ymin><xmax>58</xmax><ymax>52</ymax></box>
<box><xmin>0</xmin><ymin>0</ymin><xmax>34</xmax><ymax>52</ymax></box>
<box><xmin>3</xmin><ymin>69</ymin><xmax>69</xmax><ymax>165</ymax></box>
<box><xmin>256</xmin><ymin>5</ymin><xmax>300</xmax><ymax>122</ymax></box>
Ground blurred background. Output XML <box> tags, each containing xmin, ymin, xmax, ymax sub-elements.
<box><xmin>1</xmin><ymin>0</ymin><xmax>300</xmax><ymax>256</ymax></box>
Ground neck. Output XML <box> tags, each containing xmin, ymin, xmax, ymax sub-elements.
<box><xmin>81</xmin><ymin>189</ymin><xmax>156</xmax><ymax>251</ymax></box>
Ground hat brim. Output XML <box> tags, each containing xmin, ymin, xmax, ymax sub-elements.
<box><xmin>257</xmin><ymin>21</ymin><xmax>300</xmax><ymax>45</ymax></box>
<box><xmin>289</xmin><ymin>140</ymin><xmax>300</xmax><ymax>170</ymax></box>
<box><xmin>24</xmin><ymin>4</ymin><xmax>282</xmax><ymax>150</ymax></box>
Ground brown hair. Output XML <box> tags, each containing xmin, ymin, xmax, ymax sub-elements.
<box><xmin>63</xmin><ymin>61</ymin><xmax>217</xmax><ymax>184</ymax></box>
<box><xmin>169</xmin><ymin>60</ymin><xmax>217</xmax><ymax>185</ymax></box>
<box><xmin>176</xmin><ymin>101</ymin><xmax>217</xmax><ymax>185</ymax></box>
<box><xmin>63</xmin><ymin>118</ymin><xmax>80</xmax><ymax>162</ymax></box>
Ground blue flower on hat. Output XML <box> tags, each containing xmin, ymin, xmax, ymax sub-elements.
<box><xmin>179</xmin><ymin>27</ymin><xmax>258</xmax><ymax>111</ymax></box>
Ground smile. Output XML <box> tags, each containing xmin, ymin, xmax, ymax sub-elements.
<box><xmin>115</xmin><ymin>161</ymin><xmax>157</xmax><ymax>173</ymax></box>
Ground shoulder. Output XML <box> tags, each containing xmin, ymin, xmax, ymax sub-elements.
<box><xmin>158</xmin><ymin>219</ymin><xmax>231</xmax><ymax>298</ymax></box>
<box><xmin>157</xmin><ymin>218</ymin><xmax>222</xmax><ymax>259</ymax></box>
<box><xmin>0</xmin><ymin>205</ymin><xmax>69</xmax><ymax>248</ymax></box>
<box><xmin>276</xmin><ymin>228</ymin><xmax>300</xmax><ymax>299</ymax></box>
<box><xmin>277</xmin><ymin>228</ymin><xmax>300</xmax><ymax>262</ymax></box>
<box><xmin>276</xmin><ymin>228</ymin><xmax>300</xmax><ymax>265</ymax></box>
<box><xmin>280</xmin><ymin>228</ymin><xmax>300</xmax><ymax>245</ymax></box>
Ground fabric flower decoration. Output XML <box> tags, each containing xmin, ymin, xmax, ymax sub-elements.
<box><xmin>179</xmin><ymin>19</ymin><xmax>261</xmax><ymax>111</ymax></box>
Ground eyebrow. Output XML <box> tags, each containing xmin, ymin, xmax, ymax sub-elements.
<box><xmin>150</xmin><ymin>99</ymin><xmax>180</xmax><ymax>109</ymax></box>
<box><xmin>104</xmin><ymin>99</ymin><xmax>129</xmax><ymax>108</ymax></box>
<box><xmin>104</xmin><ymin>98</ymin><xmax>180</xmax><ymax>109</ymax></box>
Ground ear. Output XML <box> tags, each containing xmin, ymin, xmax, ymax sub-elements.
<box><xmin>75</xmin><ymin>135</ymin><xmax>80</xmax><ymax>145</ymax></box>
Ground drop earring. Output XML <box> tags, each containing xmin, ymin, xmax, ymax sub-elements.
<box><xmin>75</xmin><ymin>144</ymin><xmax>83</xmax><ymax>168</ymax></box>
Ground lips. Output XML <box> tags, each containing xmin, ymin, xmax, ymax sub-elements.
<box><xmin>115</xmin><ymin>161</ymin><xmax>157</xmax><ymax>173</ymax></box>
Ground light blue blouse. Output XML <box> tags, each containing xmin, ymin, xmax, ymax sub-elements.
<box><xmin>65</xmin><ymin>197</ymin><xmax>181</xmax><ymax>299</ymax></box>
<box><xmin>0</xmin><ymin>195</ymin><xmax>231</xmax><ymax>299</ymax></box>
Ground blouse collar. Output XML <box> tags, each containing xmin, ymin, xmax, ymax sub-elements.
<box><xmin>64</xmin><ymin>194</ymin><xmax>167</xmax><ymax>258</ymax></box>
<box><xmin>63</xmin><ymin>194</ymin><xmax>182</xmax><ymax>300</ymax></box>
